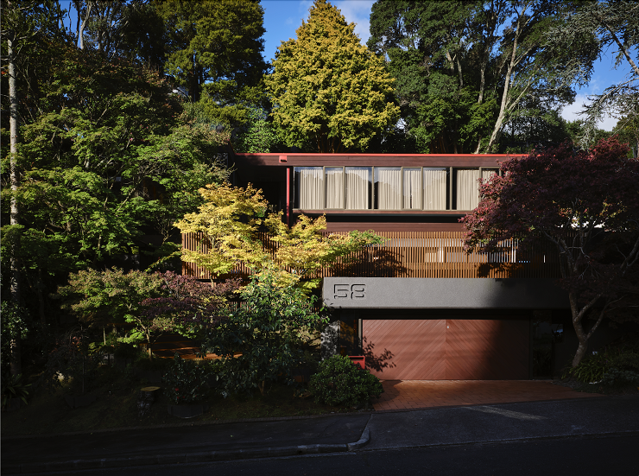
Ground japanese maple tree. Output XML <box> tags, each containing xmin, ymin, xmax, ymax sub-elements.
<box><xmin>462</xmin><ymin>139</ymin><xmax>639</xmax><ymax>367</ymax></box>
<box><xmin>175</xmin><ymin>183</ymin><xmax>383</xmax><ymax>293</ymax></box>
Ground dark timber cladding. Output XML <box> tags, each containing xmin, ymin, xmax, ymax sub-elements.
<box><xmin>363</xmin><ymin>319</ymin><xmax>530</xmax><ymax>380</ymax></box>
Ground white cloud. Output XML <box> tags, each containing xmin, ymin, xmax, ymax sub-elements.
<box><xmin>561</xmin><ymin>94</ymin><xmax>618</xmax><ymax>131</ymax></box>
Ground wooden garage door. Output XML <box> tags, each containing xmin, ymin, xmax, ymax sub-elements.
<box><xmin>363</xmin><ymin>319</ymin><xmax>529</xmax><ymax>380</ymax></box>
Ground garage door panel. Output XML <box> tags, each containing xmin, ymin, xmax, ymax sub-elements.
<box><xmin>363</xmin><ymin>320</ymin><xmax>446</xmax><ymax>380</ymax></box>
<box><xmin>363</xmin><ymin>318</ymin><xmax>530</xmax><ymax>380</ymax></box>
<box><xmin>446</xmin><ymin>320</ymin><xmax>529</xmax><ymax>379</ymax></box>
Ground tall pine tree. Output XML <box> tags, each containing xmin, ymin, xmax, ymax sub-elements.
<box><xmin>265</xmin><ymin>0</ymin><xmax>399</xmax><ymax>153</ymax></box>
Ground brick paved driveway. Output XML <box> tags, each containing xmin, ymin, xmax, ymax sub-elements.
<box><xmin>373</xmin><ymin>380</ymin><xmax>602</xmax><ymax>411</ymax></box>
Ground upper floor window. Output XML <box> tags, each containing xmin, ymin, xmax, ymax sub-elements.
<box><xmin>454</xmin><ymin>169</ymin><xmax>498</xmax><ymax>210</ymax></box>
<box><xmin>294</xmin><ymin>166</ymin><xmax>499</xmax><ymax>211</ymax></box>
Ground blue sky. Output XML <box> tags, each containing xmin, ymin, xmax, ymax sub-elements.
<box><xmin>262</xmin><ymin>0</ymin><xmax>632</xmax><ymax>131</ymax></box>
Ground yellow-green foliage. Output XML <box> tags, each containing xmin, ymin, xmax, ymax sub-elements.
<box><xmin>175</xmin><ymin>183</ymin><xmax>270</xmax><ymax>276</ymax></box>
<box><xmin>175</xmin><ymin>183</ymin><xmax>383</xmax><ymax>292</ymax></box>
<box><xmin>264</xmin><ymin>0</ymin><xmax>400</xmax><ymax>153</ymax></box>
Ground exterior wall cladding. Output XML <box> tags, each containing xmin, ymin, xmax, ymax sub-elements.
<box><xmin>182</xmin><ymin>153</ymin><xmax>617</xmax><ymax>380</ymax></box>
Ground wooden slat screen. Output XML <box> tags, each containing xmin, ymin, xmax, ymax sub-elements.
<box><xmin>182</xmin><ymin>231</ymin><xmax>562</xmax><ymax>280</ymax></box>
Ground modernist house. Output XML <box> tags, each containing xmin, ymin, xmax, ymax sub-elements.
<box><xmin>183</xmin><ymin>152</ymin><xmax>615</xmax><ymax>379</ymax></box>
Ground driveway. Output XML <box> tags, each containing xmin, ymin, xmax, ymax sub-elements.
<box><xmin>374</xmin><ymin>380</ymin><xmax>602</xmax><ymax>411</ymax></box>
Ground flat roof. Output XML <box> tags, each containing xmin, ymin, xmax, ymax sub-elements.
<box><xmin>233</xmin><ymin>153</ymin><xmax>526</xmax><ymax>168</ymax></box>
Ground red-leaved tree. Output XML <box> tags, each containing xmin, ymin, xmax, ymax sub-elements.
<box><xmin>462</xmin><ymin>139</ymin><xmax>639</xmax><ymax>367</ymax></box>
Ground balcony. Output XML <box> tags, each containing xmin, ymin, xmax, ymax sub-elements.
<box><xmin>182</xmin><ymin>232</ymin><xmax>561</xmax><ymax>280</ymax></box>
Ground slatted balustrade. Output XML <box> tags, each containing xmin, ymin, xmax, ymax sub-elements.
<box><xmin>182</xmin><ymin>232</ymin><xmax>563</xmax><ymax>280</ymax></box>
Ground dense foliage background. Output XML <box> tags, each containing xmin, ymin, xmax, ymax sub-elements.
<box><xmin>1</xmin><ymin>0</ymin><xmax>637</xmax><ymax>396</ymax></box>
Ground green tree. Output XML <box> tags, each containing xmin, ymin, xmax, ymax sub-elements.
<box><xmin>54</xmin><ymin>269</ymin><xmax>239</xmax><ymax>359</ymax></box>
<box><xmin>368</xmin><ymin>0</ymin><xmax>597</xmax><ymax>153</ymax></box>
<box><xmin>612</xmin><ymin>95</ymin><xmax>639</xmax><ymax>156</ymax></box>
<box><xmin>234</xmin><ymin>107</ymin><xmax>280</xmax><ymax>153</ymax></box>
<box><xmin>55</xmin><ymin>269</ymin><xmax>166</xmax><ymax>357</ymax></box>
<box><xmin>156</xmin><ymin>0</ymin><xmax>267</xmax><ymax>127</ymax></box>
<box><xmin>1</xmin><ymin>0</ymin><xmax>67</xmax><ymax>376</ymax></box>
<box><xmin>564</xmin><ymin>119</ymin><xmax>613</xmax><ymax>151</ymax></box>
<box><xmin>71</xmin><ymin>0</ymin><xmax>167</xmax><ymax>69</ymax></box>
<box><xmin>7</xmin><ymin>44</ymin><xmax>229</xmax><ymax>270</ymax></box>
<box><xmin>1</xmin><ymin>29</ymin><xmax>230</xmax><ymax>371</ymax></box>
<box><xmin>499</xmin><ymin>96</ymin><xmax>574</xmax><ymax>153</ymax></box>
<box><xmin>614</xmin><ymin>116</ymin><xmax>639</xmax><ymax>157</ymax></box>
<box><xmin>547</xmin><ymin>0</ymin><xmax>638</xmax><ymax>147</ymax></box>
<box><xmin>265</xmin><ymin>0</ymin><xmax>400</xmax><ymax>153</ymax></box>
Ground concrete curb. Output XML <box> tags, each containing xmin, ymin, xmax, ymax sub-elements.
<box><xmin>347</xmin><ymin>426</ymin><xmax>371</xmax><ymax>451</ymax></box>
<box><xmin>4</xmin><ymin>432</ymin><xmax>371</xmax><ymax>474</ymax></box>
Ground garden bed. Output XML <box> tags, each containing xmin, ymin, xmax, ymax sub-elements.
<box><xmin>1</xmin><ymin>364</ymin><xmax>353</xmax><ymax>437</ymax></box>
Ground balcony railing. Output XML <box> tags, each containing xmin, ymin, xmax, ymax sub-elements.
<box><xmin>182</xmin><ymin>231</ymin><xmax>562</xmax><ymax>280</ymax></box>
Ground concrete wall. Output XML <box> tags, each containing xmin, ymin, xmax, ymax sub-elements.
<box><xmin>323</xmin><ymin>278</ymin><xmax>569</xmax><ymax>310</ymax></box>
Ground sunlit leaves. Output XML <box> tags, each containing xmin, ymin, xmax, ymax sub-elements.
<box><xmin>176</xmin><ymin>182</ymin><xmax>382</xmax><ymax>292</ymax></box>
<box><xmin>265</xmin><ymin>0</ymin><xmax>399</xmax><ymax>153</ymax></box>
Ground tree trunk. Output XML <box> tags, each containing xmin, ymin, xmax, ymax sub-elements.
<box><xmin>571</xmin><ymin>340</ymin><xmax>589</xmax><ymax>369</ymax></box>
<box><xmin>8</xmin><ymin>34</ymin><xmax>23</xmax><ymax>376</ymax></box>
<box><xmin>37</xmin><ymin>269</ymin><xmax>47</xmax><ymax>327</ymax></box>
<box><xmin>571</xmin><ymin>316</ymin><xmax>590</xmax><ymax>368</ymax></box>
<box><xmin>568</xmin><ymin>291</ymin><xmax>605</xmax><ymax>368</ymax></box>
<box><xmin>483</xmin><ymin>5</ymin><xmax>524</xmax><ymax>153</ymax></box>
<box><xmin>146</xmin><ymin>330</ymin><xmax>154</xmax><ymax>360</ymax></box>
<box><xmin>78</xmin><ymin>1</ymin><xmax>92</xmax><ymax>50</ymax></box>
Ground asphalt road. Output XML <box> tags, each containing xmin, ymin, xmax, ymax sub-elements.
<box><xmin>6</xmin><ymin>395</ymin><xmax>638</xmax><ymax>475</ymax></box>
<box><xmin>44</xmin><ymin>434</ymin><xmax>638</xmax><ymax>476</ymax></box>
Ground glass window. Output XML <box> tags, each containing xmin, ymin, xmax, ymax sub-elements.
<box><xmin>325</xmin><ymin>167</ymin><xmax>344</xmax><ymax>208</ymax></box>
<box><xmin>375</xmin><ymin>167</ymin><xmax>402</xmax><ymax>209</ymax></box>
<box><xmin>455</xmin><ymin>169</ymin><xmax>480</xmax><ymax>210</ymax></box>
<box><xmin>423</xmin><ymin>168</ymin><xmax>447</xmax><ymax>210</ymax></box>
<box><xmin>294</xmin><ymin>167</ymin><xmax>324</xmax><ymax>209</ymax></box>
<box><xmin>403</xmin><ymin>168</ymin><xmax>421</xmax><ymax>209</ymax></box>
<box><xmin>346</xmin><ymin>167</ymin><xmax>372</xmax><ymax>209</ymax></box>
<box><xmin>445</xmin><ymin>248</ymin><xmax>468</xmax><ymax>263</ymax></box>
<box><xmin>423</xmin><ymin>246</ymin><xmax>444</xmax><ymax>263</ymax></box>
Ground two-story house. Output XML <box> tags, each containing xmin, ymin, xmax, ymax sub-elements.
<box><xmin>183</xmin><ymin>152</ymin><xmax>606</xmax><ymax>379</ymax></box>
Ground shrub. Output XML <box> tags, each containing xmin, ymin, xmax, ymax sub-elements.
<box><xmin>602</xmin><ymin>368</ymin><xmax>639</xmax><ymax>387</ymax></box>
<box><xmin>162</xmin><ymin>354</ymin><xmax>209</xmax><ymax>405</ymax></box>
<box><xmin>566</xmin><ymin>352</ymin><xmax>610</xmax><ymax>383</ymax></box>
<box><xmin>1</xmin><ymin>373</ymin><xmax>31</xmax><ymax>408</ymax></box>
<box><xmin>613</xmin><ymin>352</ymin><xmax>639</xmax><ymax>372</ymax></box>
<box><xmin>309</xmin><ymin>355</ymin><xmax>383</xmax><ymax>408</ymax></box>
<box><xmin>204</xmin><ymin>271</ymin><xmax>327</xmax><ymax>396</ymax></box>
<box><xmin>566</xmin><ymin>345</ymin><xmax>639</xmax><ymax>384</ymax></box>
